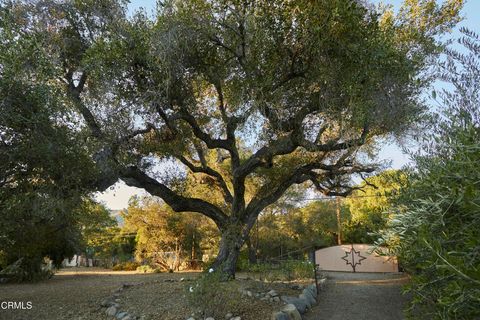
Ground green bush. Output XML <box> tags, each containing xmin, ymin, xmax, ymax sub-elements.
<box><xmin>377</xmin><ymin>30</ymin><xmax>480</xmax><ymax>319</ymax></box>
<box><xmin>281</xmin><ymin>260</ymin><xmax>315</xmax><ymax>280</ymax></box>
<box><xmin>241</xmin><ymin>260</ymin><xmax>314</xmax><ymax>281</ymax></box>
<box><xmin>185</xmin><ymin>270</ymin><xmax>243</xmax><ymax>318</ymax></box>
<box><xmin>112</xmin><ymin>261</ymin><xmax>139</xmax><ymax>271</ymax></box>
<box><xmin>0</xmin><ymin>258</ymin><xmax>53</xmax><ymax>283</ymax></box>
<box><xmin>136</xmin><ymin>265</ymin><xmax>161</xmax><ymax>273</ymax></box>
<box><xmin>378</xmin><ymin>132</ymin><xmax>480</xmax><ymax>319</ymax></box>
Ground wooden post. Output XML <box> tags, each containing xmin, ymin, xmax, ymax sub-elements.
<box><xmin>336</xmin><ymin>196</ymin><xmax>342</xmax><ymax>245</ymax></box>
<box><xmin>314</xmin><ymin>264</ymin><xmax>320</xmax><ymax>295</ymax></box>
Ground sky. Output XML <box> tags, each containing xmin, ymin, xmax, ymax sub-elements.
<box><xmin>95</xmin><ymin>0</ymin><xmax>480</xmax><ymax>210</ymax></box>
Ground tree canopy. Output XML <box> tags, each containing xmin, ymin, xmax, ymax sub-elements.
<box><xmin>0</xmin><ymin>0</ymin><xmax>463</xmax><ymax>277</ymax></box>
<box><xmin>123</xmin><ymin>196</ymin><xmax>218</xmax><ymax>271</ymax></box>
<box><xmin>0</xmin><ymin>2</ymin><xmax>110</xmax><ymax>279</ymax></box>
<box><xmin>343</xmin><ymin>169</ymin><xmax>407</xmax><ymax>243</ymax></box>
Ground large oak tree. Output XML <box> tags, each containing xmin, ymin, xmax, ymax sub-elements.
<box><xmin>0</xmin><ymin>0</ymin><xmax>462</xmax><ymax>277</ymax></box>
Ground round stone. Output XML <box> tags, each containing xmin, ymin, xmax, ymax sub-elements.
<box><xmin>105</xmin><ymin>306</ymin><xmax>117</xmax><ymax>317</ymax></box>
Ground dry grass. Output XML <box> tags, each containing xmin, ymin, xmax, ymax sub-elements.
<box><xmin>0</xmin><ymin>268</ymin><xmax>310</xmax><ymax>320</ymax></box>
<box><xmin>0</xmin><ymin>268</ymin><xmax>198</xmax><ymax>320</ymax></box>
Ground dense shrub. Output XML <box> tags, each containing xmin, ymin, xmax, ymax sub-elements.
<box><xmin>379</xmin><ymin>133</ymin><xmax>480</xmax><ymax>318</ymax></box>
<box><xmin>112</xmin><ymin>261</ymin><xmax>139</xmax><ymax>271</ymax></box>
<box><xmin>186</xmin><ymin>270</ymin><xmax>243</xmax><ymax>319</ymax></box>
<box><xmin>0</xmin><ymin>258</ymin><xmax>53</xmax><ymax>283</ymax></box>
<box><xmin>136</xmin><ymin>265</ymin><xmax>161</xmax><ymax>273</ymax></box>
<box><xmin>239</xmin><ymin>260</ymin><xmax>315</xmax><ymax>281</ymax></box>
<box><xmin>377</xmin><ymin>29</ymin><xmax>480</xmax><ymax>319</ymax></box>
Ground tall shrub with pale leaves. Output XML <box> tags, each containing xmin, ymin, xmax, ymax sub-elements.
<box><xmin>377</xmin><ymin>28</ymin><xmax>480</xmax><ymax>319</ymax></box>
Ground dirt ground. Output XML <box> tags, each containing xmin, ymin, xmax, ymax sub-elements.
<box><xmin>0</xmin><ymin>268</ymin><xmax>411</xmax><ymax>320</ymax></box>
<box><xmin>0</xmin><ymin>268</ymin><xmax>309</xmax><ymax>320</ymax></box>
<box><xmin>305</xmin><ymin>271</ymin><xmax>411</xmax><ymax>320</ymax></box>
<box><xmin>0</xmin><ymin>268</ymin><xmax>200</xmax><ymax>320</ymax></box>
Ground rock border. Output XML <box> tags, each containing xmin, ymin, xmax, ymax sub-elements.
<box><xmin>272</xmin><ymin>278</ymin><xmax>326</xmax><ymax>320</ymax></box>
<box><xmin>99</xmin><ymin>277</ymin><xmax>242</xmax><ymax>320</ymax></box>
<box><xmin>100</xmin><ymin>282</ymin><xmax>140</xmax><ymax>320</ymax></box>
<box><xmin>99</xmin><ymin>277</ymin><xmax>325</xmax><ymax>320</ymax></box>
<box><xmin>238</xmin><ymin>277</ymin><xmax>327</xmax><ymax>320</ymax></box>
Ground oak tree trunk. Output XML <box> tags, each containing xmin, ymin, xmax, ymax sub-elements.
<box><xmin>211</xmin><ymin>223</ymin><xmax>246</xmax><ymax>279</ymax></box>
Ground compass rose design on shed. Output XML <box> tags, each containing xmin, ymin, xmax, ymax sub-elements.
<box><xmin>341</xmin><ymin>245</ymin><xmax>367</xmax><ymax>272</ymax></box>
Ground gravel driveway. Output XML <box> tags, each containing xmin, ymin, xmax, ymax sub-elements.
<box><xmin>305</xmin><ymin>272</ymin><xmax>410</xmax><ymax>320</ymax></box>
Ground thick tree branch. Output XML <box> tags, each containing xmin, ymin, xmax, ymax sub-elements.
<box><xmin>311</xmin><ymin>180</ymin><xmax>364</xmax><ymax>197</ymax></box>
<box><xmin>236</xmin><ymin>123</ymin><xmax>370</xmax><ymax>181</ymax></box>
<box><xmin>235</xmin><ymin>134</ymin><xmax>298</xmax><ymax>180</ymax></box>
<box><xmin>66</xmin><ymin>72</ymin><xmax>103</xmax><ymax>138</ymax></box>
<box><xmin>214</xmin><ymin>82</ymin><xmax>228</xmax><ymax>122</ymax></box>
<box><xmin>178</xmin><ymin>154</ymin><xmax>233</xmax><ymax>204</ymax></box>
<box><xmin>155</xmin><ymin>102</ymin><xmax>234</xmax><ymax>152</ymax></box>
<box><xmin>178</xmin><ymin>111</ymin><xmax>232</xmax><ymax>150</ymax></box>
<box><xmin>298</xmin><ymin>125</ymin><xmax>370</xmax><ymax>153</ymax></box>
<box><xmin>245</xmin><ymin>167</ymin><xmax>312</xmax><ymax>218</ymax></box>
<box><xmin>209</xmin><ymin>35</ymin><xmax>239</xmax><ymax>60</ymax></box>
<box><xmin>360</xmin><ymin>172</ymin><xmax>378</xmax><ymax>190</ymax></box>
<box><xmin>243</xmin><ymin>154</ymin><xmax>376</xmax><ymax>231</ymax></box>
<box><xmin>244</xmin><ymin>157</ymin><xmax>350</xmax><ymax>218</ymax></box>
<box><xmin>158</xmin><ymin>102</ymin><xmax>242</xmax><ymax>170</ymax></box>
<box><xmin>309</xmin><ymin>164</ymin><xmax>376</xmax><ymax>196</ymax></box>
<box><xmin>155</xmin><ymin>102</ymin><xmax>240</xmax><ymax>206</ymax></box>
<box><xmin>121</xmin><ymin>166</ymin><xmax>228</xmax><ymax>227</ymax></box>
<box><xmin>116</xmin><ymin>123</ymin><xmax>155</xmax><ymax>146</ymax></box>
<box><xmin>241</xmin><ymin>166</ymin><xmax>313</xmax><ymax>236</ymax></box>
<box><xmin>271</xmin><ymin>67</ymin><xmax>306</xmax><ymax>91</ymax></box>
<box><xmin>235</xmin><ymin>106</ymin><xmax>317</xmax><ymax>179</ymax></box>
<box><xmin>192</xmin><ymin>144</ymin><xmax>234</xmax><ymax>205</ymax></box>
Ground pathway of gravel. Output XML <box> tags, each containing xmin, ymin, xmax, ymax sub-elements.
<box><xmin>305</xmin><ymin>272</ymin><xmax>410</xmax><ymax>320</ymax></box>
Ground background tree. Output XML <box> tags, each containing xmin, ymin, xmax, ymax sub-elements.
<box><xmin>0</xmin><ymin>0</ymin><xmax>463</xmax><ymax>278</ymax></box>
<box><xmin>343</xmin><ymin>170</ymin><xmax>407</xmax><ymax>243</ymax></box>
<box><xmin>0</xmin><ymin>2</ymin><xmax>106</xmax><ymax>279</ymax></box>
<box><xmin>78</xmin><ymin>200</ymin><xmax>118</xmax><ymax>265</ymax></box>
<box><xmin>377</xmin><ymin>29</ymin><xmax>480</xmax><ymax>319</ymax></box>
<box><xmin>123</xmin><ymin>196</ymin><xmax>217</xmax><ymax>271</ymax></box>
<box><xmin>105</xmin><ymin>231</ymin><xmax>137</xmax><ymax>266</ymax></box>
<box><xmin>255</xmin><ymin>200</ymin><xmax>345</xmax><ymax>262</ymax></box>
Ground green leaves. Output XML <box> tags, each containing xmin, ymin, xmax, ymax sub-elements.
<box><xmin>122</xmin><ymin>196</ymin><xmax>218</xmax><ymax>270</ymax></box>
<box><xmin>0</xmin><ymin>0</ymin><xmax>466</xmax><ymax>280</ymax></box>
<box><xmin>377</xmin><ymin>29</ymin><xmax>480</xmax><ymax>319</ymax></box>
<box><xmin>0</xmin><ymin>1</ymin><xmax>113</xmax><ymax>279</ymax></box>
